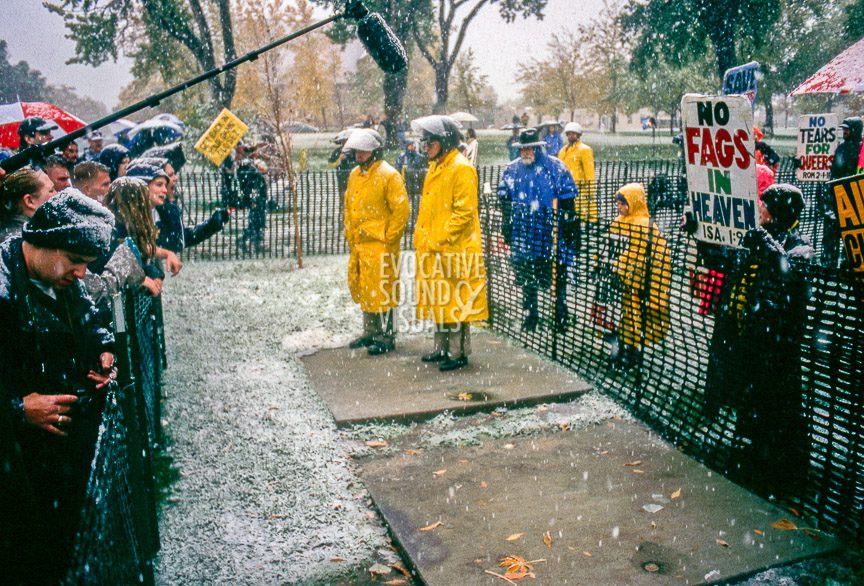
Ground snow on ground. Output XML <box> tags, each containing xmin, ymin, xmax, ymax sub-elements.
<box><xmin>155</xmin><ymin>256</ymin><xmax>861</xmax><ymax>585</ymax></box>
<box><xmin>154</xmin><ymin>256</ymin><xmax>630</xmax><ymax>584</ymax></box>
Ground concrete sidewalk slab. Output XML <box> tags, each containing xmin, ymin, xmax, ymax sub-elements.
<box><xmin>301</xmin><ymin>330</ymin><xmax>591</xmax><ymax>426</ymax></box>
<box><xmin>359</xmin><ymin>421</ymin><xmax>839</xmax><ymax>585</ymax></box>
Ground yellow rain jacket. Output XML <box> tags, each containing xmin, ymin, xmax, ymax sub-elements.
<box><xmin>558</xmin><ymin>140</ymin><xmax>598</xmax><ymax>221</ymax></box>
<box><xmin>609</xmin><ymin>183</ymin><xmax>671</xmax><ymax>347</ymax></box>
<box><xmin>414</xmin><ymin>149</ymin><xmax>489</xmax><ymax>324</ymax></box>
<box><xmin>344</xmin><ymin>160</ymin><xmax>410</xmax><ymax>313</ymax></box>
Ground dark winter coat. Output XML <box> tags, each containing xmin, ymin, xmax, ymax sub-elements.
<box><xmin>831</xmin><ymin>117</ymin><xmax>863</xmax><ymax>181</ymax></box>
<box><xmin>703</xmin><ymin>223</ymin><xmax>814</xmax><ymax>492</ymax></box>
<box><xmin>0</xmin><ymin>237</ymin><xmax>115</xmax><ymax>582</ymax></box>
<box><xmin>497</xmin><ymin>149</ymin><xmax>578</xmax><ymax>265</ymax></box>
<box><xmin>156</xmin><ymin>200</ymin><xmax>230</xmax><ymax>253</ymax></box>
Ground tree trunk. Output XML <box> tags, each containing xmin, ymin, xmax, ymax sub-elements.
<box><xmin>707</xmin><ymin>23</ymin><xmax>737</xmax><ymax>79</ymax></box>
<box><xmin>610</xmin><ymin>109</ymin><xmax>617</xmax><ymax>133</ymax></box>
<box><xmin>383</xmin><ymin>69</ymin><xmax>408</xmax><ymax>148</ymax></box>
<box><xmin>434</xmin><ymin>64</ymin><xmax>449</xmax><ymax>114</ymax></box>
<box><xmin>763</xmin><ymin>96</ymin><xmax>774</xmax><ymax>136</ymax></box>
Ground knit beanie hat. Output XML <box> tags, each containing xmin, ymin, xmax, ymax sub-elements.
<box><xmin>126</xmin><ymin>163</ymin><xmax>169</xmax><ymax>183</ymax></box>
<box><xmin>22</xmin><ymin>188</ymin><xmax>114</xmax><ymax>257</ymax></box>
<box><xmin>760</xmin><ymin>183</ymin><xmax>804</xmax><ymax>230</ymax></box>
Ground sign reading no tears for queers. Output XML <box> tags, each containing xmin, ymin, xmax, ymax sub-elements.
<box><xmin>681</xmin><ymin>94</ymin><xmax>757</xmax><ymax>248</ymax></box>
<box><xmin>194</xmin><ymin>108</ymin><xmax>249</xmax><ymax>167</ymax></box>
<box><xmin>829</xmin><ymin>173</ymin><xmax>864</xmax><ymax>278</ymax></box>
<box><xmin>796</xmin><ymin>114</ymin><xmax>839</xmax><ymax>182</ymax></box>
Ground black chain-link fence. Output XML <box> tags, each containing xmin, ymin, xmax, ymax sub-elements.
<box><xmin>66</xmin><ymin>291</ymin><xmax>164</xmax><ymax>585</ymax></box>
<box><xmin>178</xmin><ymin>160</ymin><xmax>862</xmax><ymax>541</ymax></box>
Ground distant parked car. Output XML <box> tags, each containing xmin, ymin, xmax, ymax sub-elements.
<box><xmin>282</xmin><ymin>122</ymin><xmax>320</xmax><ymax>133</ymax></box>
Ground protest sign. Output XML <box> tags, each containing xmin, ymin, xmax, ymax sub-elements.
<box><xmin>722</xmin><ymin>61</ymin><xmax>759</xmax><ymax>109</ymax></box>
<box><xmin>796</xmin><ymin>114</ymin><xmax>839</xmax><ymax>182</ymax></box>
<box><xmin>681</xmin><ymin>94</ymin><xmax>757</xmax><ymax>248</ymax></box>
<box><xmin>194</xmin><ymin>108</ymin><xmax>248</xmax><ymax>167</ymax></box>
<box><xmin>829</xmin><ymin>173</ymin><xmax>864</xmax><ymax>280</ymax></box>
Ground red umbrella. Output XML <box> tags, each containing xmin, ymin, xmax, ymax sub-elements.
<box><xmin>790</xmin><ymin>37</ymin><xmax>864</xmax><ymax>96</ymax></box>
<box><xmin>0</xmin><ymin>101</ymin><xmax>86</xmax><ymax>149</ymax></box>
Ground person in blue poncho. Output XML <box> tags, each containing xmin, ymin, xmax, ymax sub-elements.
<box><xmin>498</xmin><ymin>128</ymin><xmax>579</xmax><ymax>332</ymax></box>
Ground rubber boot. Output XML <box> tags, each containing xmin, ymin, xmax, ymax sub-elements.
<box><xmin>349</xmin><ymin>312</ymin><xmax>378</xmax><ymax>349</ymax></box>
<box><xmin>440</xmin><ymin>323</ymin><xmax>470</xmax><ymax>371</ymax></box>
<box><xmin>368</xmin><ymin>310</ymin><xmax>395</xmax><ymax>355</ymax></box>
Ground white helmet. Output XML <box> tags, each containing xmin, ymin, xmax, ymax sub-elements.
<box><xmin>342</xmin><ymin>129</ymin><xmax>383</xmax><ymax>153</ymax></box>
<box><xmin>564</xmin><ymin>122</ymin><xmax>583</xmax><ymax>135</ymax></box>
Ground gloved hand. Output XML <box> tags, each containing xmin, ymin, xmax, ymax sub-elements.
<box><xmin>212</xmin><ymin>208</ymin><xmax>231</xmax><ymax>225</ymax></box>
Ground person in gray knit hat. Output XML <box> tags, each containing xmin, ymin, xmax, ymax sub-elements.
<box><xmin>1</xmin><ymin>189</ymin><xmax>117</xmax><ymax>583</ymax></box>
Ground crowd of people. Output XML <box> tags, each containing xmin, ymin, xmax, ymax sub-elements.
<box><xmin>2</xmin><ymin>103</ymin><xmax>861</xmax><ymax>579</ymax></box>
<box><xmin>0</xmin><ymin>114</ymin><xmax>234</xmax><ymax>583</ymax></box>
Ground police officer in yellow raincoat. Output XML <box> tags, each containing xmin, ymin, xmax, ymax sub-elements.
<box><xmin>412</xmin><ymin>115</ymin><xmax>488</xmax><ymax>371</ymax></box>
<box><xmin>558</xmin><ymin>122</ymin><xmax>597</xmax><ymax>226</ymax></box>
<box><xmin>608</xmin><ymin>182</ymin><xmax>671</xmax><ymax>370</ymax></box>
<box><xmin>343</xmin><ymin>129</ymin><xmax>410</xmax><ymax>355</ymax></box>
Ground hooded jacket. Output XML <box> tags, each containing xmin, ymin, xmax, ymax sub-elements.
<box><xmin>497</xmin><ymin>148</ymin><xmax>578</xmax><ymax>263</ymax></box>
<box><xmin>609</xmin><ymin>183</ymin><xmax>671</xmax><ymax>347</ymax></box>
<box><xmin>344</xmin><ymin>160</ymin><xmax>410</xmax><ymax>313</ymax></box>
<box><xmin>831</xmin><ymin>117</ymin><xmax>863</xmax><ymax>180</ymax></box>
<box><xmin>414</xmin><ymin>149</ymin><xmax>488</xmax><ymax>324</ymax></box>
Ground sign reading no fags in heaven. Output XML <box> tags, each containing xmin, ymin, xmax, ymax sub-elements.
<box><xmin>796</xmin><ymin>114</ymin><xmax>839</xmax><ymax>182</ymax></box>
<box><xmin>682</xmin><ymin>94</ymin><xmax>757</xmax><ymax>248</ymax></box>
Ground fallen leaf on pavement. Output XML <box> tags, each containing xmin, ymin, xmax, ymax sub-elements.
<box><xmin>369</xmin><ymin>562</ymin><xmax>392</xmax><ymax>575</ymax></box>
<box><xmin>392</xmin><ymin>561</ymin><xmax>410</xmax><ymax>576</ymax></box>
<box><xmin>366</xmin><ymin>440</ymin><xmax>388</xmax><ymax>448</ymax></box>
<box><xmin>433</xmin><ymin>469</ymin><xmax>447</xmax><ymax>477</ymax></box>
<box><xmin>505</xmin><ymin>532</ymin><xmax>524</xmax><ymax>541</ymax></box>
<box><xmin>383</xmin><ymin>579</ymin><xmax>408</xmax><ymax>585</ymax></box>
<box><xmin>459</xmin><ymin>458</ymin><xmax>469</xmax><ymax>464</ymax></box>
<box><xmin>624</xmin><ymin>460</ymin><xmax>642</xmax><ymax>467</ymax></box>
<box><xmin>419</xmin><ymin>521</ymin><xmax>443</xmax><ymax>532</ymax></box>
<box><xmin>754</xmin><ymin>529</ymin><xmax>764</xmax><ymax>536</ymax></box>
<box><xmin>503</xmin><ymin>443</ymin><xmax>515</xmax><ymax>450</ymax></box>
<box><xmin>630</xmin><ymin>469</ymin><xmax>645</xmax><ymax>474</ymax></box>
<box><xmin>404</xmin><ymin>448</ymin><xmax>423</xmax><ymax>456</ymax></box>
<box><xmin>671</xmin><ymin>488</ymin><xmax>682</xmax><ymax>500</ymax></box>
<box><xmin>543</xmin><ymin>531</ymin><xmax>552</xmax><ymax>548</ymax></box>
<box><xmin>583</xmin><ymin>551</ymin><xmax>592</xmax><ymax>557</ymax></box>
<box><xmin>772</xmin><ymin>519</ymin><xmax>798</xmax><ymax>531</ymax></box>
<box><xmin>716</xmin><ymin>538</ymin><xmax>730</xmax><ymax>548</ymax></box>
<box><xmin>457</xmin><ymin>392</ymin><xmax>473</xmax><ymax>401</ymax></box>
<box><xmin>330</xmin><ymin>557</ymin><xmax>346</xmax><ymax>563</ymax></box>
<box><xmin>480</xmin><ymin>481</ymin><xmax>488</xmax><ymax>489</ymax></box>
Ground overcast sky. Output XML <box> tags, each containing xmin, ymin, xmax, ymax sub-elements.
<box><xmin>0</xmin><ymin>0</ymin><xmax>605</xmax><ymax>109</ymax></box>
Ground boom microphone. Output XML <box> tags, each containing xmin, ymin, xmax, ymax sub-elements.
<box><xmin>346</xmin><ymin>1</ymin><xmax>408</xmax><ymax>74</ymax></box>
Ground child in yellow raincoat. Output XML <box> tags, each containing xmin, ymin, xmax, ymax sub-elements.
<box><xmin>608</xmin><ymin>182</ymin><xmax>671</xmax><ymax>370</ymax></box>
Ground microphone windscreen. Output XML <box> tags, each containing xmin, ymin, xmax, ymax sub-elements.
<box><xmin>356</xmin><ymin>12</ymin><xmax>408</xmax><ymax>74</ymax></box>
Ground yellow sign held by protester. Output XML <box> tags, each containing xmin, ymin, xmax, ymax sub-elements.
<box><xmin>194</xmin><ymin>109</ymin><xmax>248</xmax><ymax>167</ymax></box>
<box><xmin>830</xmin><ymin>172</ymin><xmax>864</xmax><ymax>282</ymax></box>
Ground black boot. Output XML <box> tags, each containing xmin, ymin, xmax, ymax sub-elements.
<box><xmin>521</xmin><ymin>312</ymin><xmax>538</xmax><ymax>332</ymax></box>
<box><xmin>422</xmin><ymin>350</ymin><xmax>447</xmax><ymax>362</ymax></box>
<box><xmin>368</xmin><ymin>340</ymin><xmax>395</xmax><ymax>355</ymax></box>
<box><xmin>439</xmin><ymin>354</ymin><xmax>468</xmax><ymax>371</ymax></box>
<box><xmin>348</xmin><ymin>335</ymin><xmax>374</xmax><ymax>349</ymax></box>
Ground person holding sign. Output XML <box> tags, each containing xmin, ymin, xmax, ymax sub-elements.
<box><xmin>342</xmin><ymin>129</ymin><xmax>410</xmax><ymax>356</ymax></box>
<box><xmin>704</xmin><ymin>184</ymin><xmax>813</xmax><ymax>495</ymax></box>
<box><xmin>823</xmin><ymin>117</ymin><xmax>863</xmax><ymax>268</ymax></box>
<box><xmin>606</xmin><ymin>183</ymin><xmax>671</xmax><ymax>371</ymax></box>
